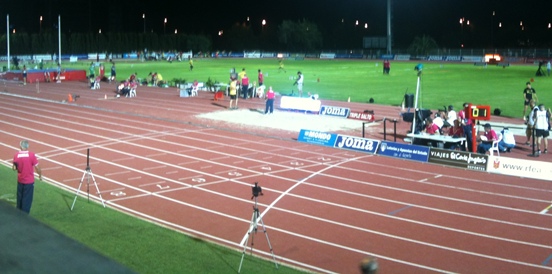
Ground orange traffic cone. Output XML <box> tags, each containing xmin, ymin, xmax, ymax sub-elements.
<box><xmin>68</xmin><ymin>94</ymin><xmax>73</xmax><ymax>102</ymax></box>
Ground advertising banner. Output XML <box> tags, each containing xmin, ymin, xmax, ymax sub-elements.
<box><xmin>428</xmin><ymin>148</ymin><xmax>488</xmax><ymax>171</ymax></box>
<box><xmin>319</xmin><ymin>105</ymin><xmax>350</xmax><ymax>118</ymax></box>
<box><xmin>487</xmin><ymin>156</ymin><xmax>552</xmax><ymax>181</ymax></box>
<box><xmin>377</xmin><ymin>141</ymin><xmax>430</xmax><ymax>162</ymax></box>
<box><xmin>297</xmin><ymin>130</ymin><xmax>337</xmax><ymax>147</ymax></box>
<box><xmin>334</xmin><ymin>135</ymin><xmax>379</xmax><ymax>154</ymax></box>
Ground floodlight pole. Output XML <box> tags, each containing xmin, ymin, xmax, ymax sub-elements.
<box><xmin>386</xmin><ymin>0</ymin><xmax>392</xmax><ymax>54</ymax></box>
<box><xmin>7</xmin><ymin>14</ymin><xmax>10</xmax><ymax>70</ymax></box>
<box><xmin>58</xmin><ymin>15</ymin><xmax>61</xmax><ymax>66</ymax></box>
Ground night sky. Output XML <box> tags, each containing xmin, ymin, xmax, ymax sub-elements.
<box><xmin>1</xmin><ymin>0</ymin><xmax>551</xmax><ymax>48</ymax></box>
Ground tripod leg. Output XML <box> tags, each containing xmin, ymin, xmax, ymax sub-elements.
<box><xmin>238</xmin><ymin>211</ymin><xmax>256</xmax><ymax>273</ymax></box>
<box><xmin>70</xmin><ymin>171</ymin><xmax>88</xmax><ymax>211</ymax></box>
<box><xmin>257</xmin><ymin>214</ymin><xmax>279</xmax><ymax>269</ymax></box>
<box><xmin>88</xmin><ymin>170</ymin><xmax>106</xmax><ymax>207</ymax></box>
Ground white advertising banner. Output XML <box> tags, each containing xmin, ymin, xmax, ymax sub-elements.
<box><xmin>486</xmin><ymin>155</ymin><xmax>552</xmax><ymax>181</ymax></box>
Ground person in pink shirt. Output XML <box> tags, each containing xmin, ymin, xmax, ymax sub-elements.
<box><xmin>477</xmin><ymin>123</ymin><xmax>498</xmax><ymax>154</ymax></box>
<box><xmin>12</xmin><ymin>140</ymin><xmax>42</xmax><ymax>214</ymax></box>
<box><xmin>264</xmin><ymin>86</ymin><xmax>275</xmax><ymax>114</ymax></box>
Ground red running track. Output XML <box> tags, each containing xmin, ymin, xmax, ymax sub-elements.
<box><xmin>1</xmin><ymin>81</ymin><xmax>552</xmax><ymax>273</ymax></box>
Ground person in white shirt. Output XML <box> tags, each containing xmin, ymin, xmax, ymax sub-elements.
<box><xmin>498</xmin><ymin>128</ymin><xmax>516</xmax><ymax>152</ymax></box>
<box><xmin>446</xmin><ymin>105</ymin><xmax>457</xmax><ymax>126</ymax></box>
<box><xmin>432</xmin><ymin>111</ymin><xmax>444</xmax><ymax>130</ymax></box>
<box><xmin>534</xmin><ymin>104</ymin><xmax>550</xmax><ymax>154</ymax></box>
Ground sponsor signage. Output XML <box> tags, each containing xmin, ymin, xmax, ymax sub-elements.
<box><xmin>486</xmin><ymin>156</ymin><xmax>552</xmax><ymax>181</ymax></box>
<box><xmin>280</xmin><ymin>96</ymin><xmax>321</xmax><ymax>112</ymax></box>
<box><xmin>348</xmin><ymin>111</ymin><xmax>375</xmax><ymax>122</ymax></box>
<box><xmin>319</xmin><ymin>105</ymin><xmax>350</xmax><ymax>118</ymax></box>
<box><xmin>297</xmin><ymin>129</ymin><xmax>337</xmax><ymax>147</ymax></box>
<box><xmin>377</xmin><ymin>141</ymin><xmax>429</xmax><ymax>162</ymax></box>
<box><xmin>428</xmin><ymin>148</ymin><xmax>487</xmax><ymax>171</ymax></box>
<box><xmin>334</xmin><ymin>135</ymin><xmax>379</xmax><ymax>154</ymax></box>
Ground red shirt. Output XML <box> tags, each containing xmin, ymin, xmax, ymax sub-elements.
<box><xmin>483</xmin><ymin>129</ymin><xmax>497</xmax><ymax>142</ymax></box>
<box><xmin>242</xmin><ymin>76</ymin><xmax>249</xmax><ymax>86</ymax></box>
<box><xmin>13</xmin><ymin>150</ymin><xmax>38</xmax><ymax>184</ymax></box>
<box><xmin>425</xmin><ymin>123</ymin><xmax>440</xmax><ymax>135</ymax></box>
<box><xmin>258</xmin><ymin>72</ymin><xmax>264</xmax><ymax>83</ymax></box>
<box><xmin>266</xmin><ymin>89</ymin><xmax>275</xmax><ymax>99</ymax></box>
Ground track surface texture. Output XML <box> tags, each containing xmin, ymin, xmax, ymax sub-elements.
<box><xmin>1</xmin><ymin>80</ymin><xmax>552</xmax><ymax>273</ymax></box>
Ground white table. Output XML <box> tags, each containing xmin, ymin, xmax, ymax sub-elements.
<box><xmin>407</xmin><ymin>133</ymin><xmax>466</xmax><ymax>149</ymax></box>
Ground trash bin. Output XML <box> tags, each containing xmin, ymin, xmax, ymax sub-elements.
<box><xmin>404</xmin><ymin>93</ymin><xmax>414</xmax><ymax>108</ymax></box>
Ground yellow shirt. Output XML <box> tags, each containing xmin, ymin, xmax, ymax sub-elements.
<box><xmin>229</xmin><ymin>80</ymin><xmax>237</xmax><ymax>95</ymax></box>
<box><xmin>238</xmin><ymin>71</ymin><xmax>246</xmax><ymax>81</ymax></box>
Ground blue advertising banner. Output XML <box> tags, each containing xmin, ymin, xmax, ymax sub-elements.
<box><xmin>377</xmin><ymin>141</ymin><xmax>430</xmax><ymax>162</ymax></box>
<box><xmin>297</xmin><ymin>130</ymin><xmax>338</xmax><ymax>147</ymax></box>
<box><xmin>319</xmin><ymin>105</ymin><xmax>350</xmax><ymax>118</ymax></box>
<box><xmin>334</xmin><ymin>135</ymin><xmax>380</xmax><ymax>154</ymax></box>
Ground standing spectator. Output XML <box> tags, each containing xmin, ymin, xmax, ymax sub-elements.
<box><xmin>258</xmin><ymin>69</ymin><xmax>264</xmax><ymax>87</ymax></box>
<box><xmin>458</xmin><ymin>102</ymin><xmax>474</xmax><ymax>152</ymax></box>
<box><xmin>228</xmin><ymin>76</ymin><xmax>238</xmax><ymax>109</ymax></box>
<box><xmin>88</xmin><ymin>62</ymin><xmax>95</xmax><ymax>78</ymax></box>
<box><xmin>22</xmin><ymin>65</ymin><xmax>27</xmax><ymax>85</ymax></box>
<box><xmin>523</xmin><ymin>82</ymin><xmax>538</xmax><ymax>120</ymax></box>
<box><xmin>238</xmin><ymin>68</ymin><xmax>246</xmax><ymax>82</ymax></box>
<box><xmin>110</xmin><ymin>63</ymin><xmax>116</xmax><ymax>83</ymax></box>
<box><xmin>189</xmin><ymin>58</ymin><xmax>194</xmax><ymax>71</ymax></box>
<box><xmin>498</xmin><ymin>128</ymin><xmax>516</xmax><ymax>152</ymax></box>
<box><xmin>477</xmin><ymin>123</ymin><xmax>498</xmax><ymax>154</ymax></box>
<box><xmin>56</xmin><ymin>63</ymin><xmax>62</xmax><ymax>83</ymax></box>
<box><xmin>547</xmin><ymin>60</ymin><xmax>551</xmax><ymax>76</ymax></box>
<box><xmin>525</xmin><ymin>99</ymin><xmax>539</xmax><ymax>145</ymax></box>
<box><xmin>534</xmin><ymin>104</ymin><xmax>550</xmax><ymax>154</ymax></box>
<box><xmin>383</xmin><ymin>59</ymin><xmax>390</xmax><ymax>74</ymax></box>
<box><xmin>264</xmin><ymin>86</ymin><xmax>275</xmax><ymax>114</ymax></box>
<box><xmin>241</xmin><ymin>74</ymin><xmax>249</xmax><ymax>99</ymax></box>
<box><xmin>12</xmin><ymin>140</ymin><xmax>42</xmax><ymax>214</ymax></box>
<box><xmin>294</xmin><ymin>71</ymin><xmax>304</xmax><ymax>97</ymax></box>
<box><xmin>99</xmin><ymin>63</ymin><xmax>105</xmax><ymax>79</ymax></box>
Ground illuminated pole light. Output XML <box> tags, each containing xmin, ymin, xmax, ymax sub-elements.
<box><xmin>499</xmin><ymin>22</ymin><xmax>502</xmax><ymax>28</ymax></box>
<box><xmin>142</xmin><ymin>14</ymin><xmax>146</xmax><ymax>33</ymax></box>
<box><xmin>364</xmin><ymin>23</ymin><xmax>368</xmax><ymax>29</ymax></box>
<box><xmin>12</xmin><ymin>29</ymin><xmax>15</xmax><ymax>34</ymax></box>
<box><xmin>174</xmin><ymin>29</ymin><xmax>177</xmax><ymax>34</ymax></box>
<box><xmin>355</xmin><ymin>20</ymin><xmax>359</xmax><ymax>26</ymax></box>
<box><xmin>40</xmin><ymin>16</ymin><xmax>43</xmax><ymax>33</ymax></box>
<box><xmin>549</xmin><ymin>23</ymin><xmax>551</xmax><ymax>29</ymax></box>
<box><xmin>164</xmin><ymin>18</ymin><xmax>167</xmax><ymax>35</ymax></box>
<box><xmin>98</xmin><ymin>29</ymin><xmax>101</xmax><ymax>34</ymax></box>
<box><xmin>218</xmin><ymin>30</ymin><xmax>223</xmax><ymax>36</ymax></box>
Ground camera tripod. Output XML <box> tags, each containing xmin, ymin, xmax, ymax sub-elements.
<box><xmin>238</xmin><ymin>196</ymin><xmax>278</xmax><ymax>273</ymax></box>
<box><xmin>70</xmin><ymin>148</ymin><xmax>106</xmax><ymax>211</ymax></box>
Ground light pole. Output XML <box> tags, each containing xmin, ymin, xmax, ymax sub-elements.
<box><xmin>40</xmin><ymin>16</ymin><xmax>42</xmax><ymax>33</ymax></box>
<box><xmin>142</xmin><ymin>14</ymin><xmax>146</xmax><ymax>33</ymax></box>
<box><xmin>164</xmin><ymin>18</ymin><xmax>167</xmax><ymax>35</ymax></box>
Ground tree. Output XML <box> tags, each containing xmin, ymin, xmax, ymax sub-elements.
<box><xmin>408</xmin><ymin>35</ymin><xmax>438</xmax><ymax>56</ymax></box>
<box><xmin>278</xmin><ymin>19</ymin><xmax>322</xmax><ymax>51</ymax></box>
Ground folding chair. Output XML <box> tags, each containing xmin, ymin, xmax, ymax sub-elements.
<box><xmin>489</xmin><ymin>132</ymin><xmax>502</xmax><ymax>156</ymax></box>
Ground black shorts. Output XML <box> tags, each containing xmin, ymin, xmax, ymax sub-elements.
<box><xmin>536</xmin><ymin>129</ymin><xmax>550</xmax><ymax>138</ymax></box>
<box><xmin>524</xmin><ymin>100</ymin><xmax>531</xmax><ymax>106</ymax></box>
<box><xmin>230</xmin><ymin>94</ymin><xmax>236</xmax><ymax>99</ymax></box>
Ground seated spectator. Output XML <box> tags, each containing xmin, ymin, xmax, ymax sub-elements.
<box><xmin>256</xmin><ymin>85</ymin><xmax>266</xmax><ymax>98</ymax></box>
<box><xmin>446</xmin><ymin>105</ymin><xmax>457</xmax><ymax>126</ymax></box>
<box><xmin>433</xmin><ymin>111</ymin><xmax>444</xmax><ymax>131</ymax></box>
<box><xmin>477</xmin><ymin>123</ymin><xmax>498</xmax><ymax>154</ymax></box>
<box><xmin>498</xmin><ymin>127</ymin><xmax>516</xmax><ymax>152</ymax></box>
<box><xmin>419</xmin><ymin>117</ymin><xmax>440</xmax><ymax>147</ymax></box>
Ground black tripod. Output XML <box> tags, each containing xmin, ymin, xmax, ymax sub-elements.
<box><xmin>238</xmin><ymin>183</ymin><xmax>278</xmax><ymax>273</ymax></box>
<box><xmin>71</xmin><ymin>148</ymin><xmax>106</xmax><ymax>211</ymax></box>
